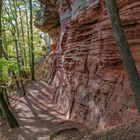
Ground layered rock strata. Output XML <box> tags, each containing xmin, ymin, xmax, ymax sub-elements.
<box><xmin>35</xmin><ymin>0</ymin><xmax>140</xmax><ymax>129</ymax></box>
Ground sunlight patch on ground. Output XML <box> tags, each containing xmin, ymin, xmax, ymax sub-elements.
<box><xmin>27</xmin><ymin>89</ymin><xmax>39</xmax><ymax>93</ymax></box>
<box><xmin>17</xmin><ymin>135</ymin><xmax>25</xmax><ymax>140</ymax></box>
<box><xmin>19</xmin><ymin>118</ymin><xmax>36</xmax><ymax>123</ymax></box>
<box><xmin>38</xmin><ymin>136</ymin><xmax>50</xmax><ymax>140</ymax></box>
<box><xmin>38</xmin><ymin>114</ymin><xmax>52</xmax><ymax>120</ymax></box>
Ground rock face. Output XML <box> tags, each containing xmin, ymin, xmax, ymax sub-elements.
<box><xmin>35</xmin><ymin>0</ymin><xmax>60</xmax><ymax>42</ymax></box>
<box><xmin>35</xmin><ymin>0</ymin><xmax>140</xmax><ymax>129</ymax></box>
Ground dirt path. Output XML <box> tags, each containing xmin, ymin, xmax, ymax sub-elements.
<box><xmin>0</xmin><ymin>80</ymin><xmax>87</xmax><ymax>140</ymax></box>
<box><xmin>1</xmin><ymin>80</ymin><xmax>140</xmax><ymax>140</ymax></box>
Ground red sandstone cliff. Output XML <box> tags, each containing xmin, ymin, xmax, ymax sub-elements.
<box><xmin>35</xmin><ymin>0</ymin><xmax>140</xmax><ymax>129</ymax></box>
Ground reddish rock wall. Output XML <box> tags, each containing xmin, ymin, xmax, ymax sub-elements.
<box><xmin>35</xmin><ymin>0</ymin><xmax>140</xmax><ymax>129</ymax></box>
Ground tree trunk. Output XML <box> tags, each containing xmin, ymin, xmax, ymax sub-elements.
<box><xmin>0</xmin><ymin>0</ymin><xmax>2</xmax><ymax>59</ymax></box>
<box><xmin>3</xmin><ymin>88</ymin><xmax>10</xmax><ymax>106</ymax></box>
<box><xmin>29</xmin><ymin>0</ymin><xmax>35</xmax><ymax>80</ymax></box>
<box><xmin>0</xmin><ymin>89</ymin><xmax>19</xmax><ymax>128</ymax></box>
<box><xmin>105</xmin><ymin>0</ymin><xmax>140</xmax><ymax>112</ymax></box>
<box><xmin>24</xmin><ymin>2</ymin><xmax>31</xmax><ymax>67</ymax></box>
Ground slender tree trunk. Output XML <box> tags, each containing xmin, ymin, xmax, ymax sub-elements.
<box><xmin>0</xmin><ymin>0</ymin><xmax>2</xmax><ymax>58</ymax></box>
<box><xmin>21</xmin><ymin>79</ymin><xmax>26</xmax><ymax>96</ymax></box>
<box><xmin>0</xmin><ymin>0</ymin><xmax>2</xmax><ymax>119</ymax></box>
<box><xmin>29</xmin><ymin>0</ymin><xmax>35</xmax><ymax>80</ymax></box>
<box><xmin>24</xmin><ymin>3</ymin><xmax>31</xmax><ymax>67</ymax></box>
<box><xmin>12</xmin><ymin>71</ymin><xmax>20</xmax><ymax>89</ymax></box>
<box><xmin>11</xmin><ymin>0</ymin><xmax>27</xmax><ymax>79</ymax></box>
<box><xmin>18</xmin><ymin>6</ymin><xmax>27</xmax><ymax>67</ymax></box>
<box><xmin>3</xmin><ymin>88</ymin><xmax>10</xmax><ymax>106</ymax></box>
<box><xmin>105</xmin><ymin>0</ymin><xmax>140</xmax><ymax>112</ymax></box>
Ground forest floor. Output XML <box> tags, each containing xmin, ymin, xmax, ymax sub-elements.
<box><xmin>0</xmin><ymin>80</ymin><xmax>88</xmax><ymax>140</ymax></box>
<box><xmin>1</xmin><ymin>80</ymin><xmax>140</xmax><ymax>140</ymax></box>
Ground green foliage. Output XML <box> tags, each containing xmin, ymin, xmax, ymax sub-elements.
<box><xmin>21</xmin><ymin>65</ymin><xmax>30</xmax><ymax>73</ymax></box>
<box><xmin>0</xmin><ymin>58</ymin><xmax>19</xmax><ymax>83</ymax></box>
<box><xmin>50</xmin><ymin>129</ymin><xmax>58</xmax><ymax>140</ymax></box>
<box><xmin>1</xmin><ymin>0</ymin><xmax>51</xmax><ymax>82</ymax></box>
<box><xmin>0</xmin><ymin>58</ymin><xmax>18</xmax><ymax>71</ymax></box>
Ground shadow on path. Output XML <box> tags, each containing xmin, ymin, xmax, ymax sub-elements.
<box><xmin>1</xmin><ymin>80</ymin><xmax>86</xmax><ymax>140</ymax></box>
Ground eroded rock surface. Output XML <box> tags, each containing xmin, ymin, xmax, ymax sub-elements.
<box><xmin>35</xmin><ymin>0</ymin><xmax>140</xmax><ymax>130</ymax></box>
<box><xmin>35</xmin><ymin>0</ymin><xmax>60</xmax><ymax>42</ymax></box>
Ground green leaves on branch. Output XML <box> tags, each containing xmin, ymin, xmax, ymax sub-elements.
<box><xmin>0</xmin><ymin>58</ymin><xmax>19</xmax><ymax>72</ymax></box>
<box><xmin>0</xmin><ymin>58</ymin><xmax>18</xmax><ymax>81</ymax></box>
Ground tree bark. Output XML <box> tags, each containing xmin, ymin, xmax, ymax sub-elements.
<box><xmin>29</xmin><ymin>0</ymin><xmax>35</xmax><ymax>80</ymax></box>
<box><xmin>0</xmin><ymin>89</ymin><xmax>19</xmax><ymax>128</ymax></box>
<box><xmin>105</xmin><ymin>0</ymin><xmax>140</xmax><ymax>112</ymax></box>
<box><xmin>3</xmin><ymin>88</ymin><xmax>10</xmax><ymax>106</ymax></box>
